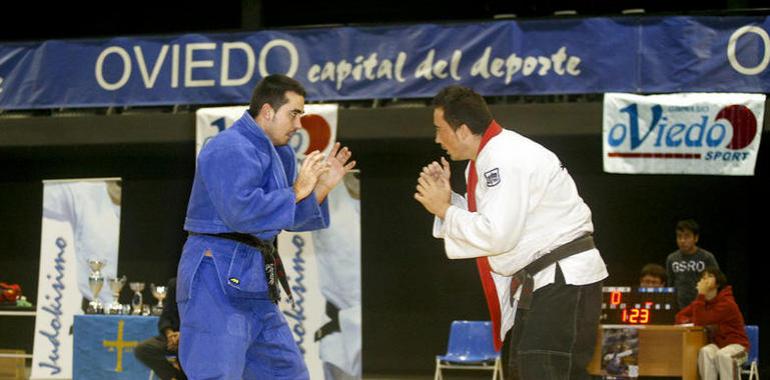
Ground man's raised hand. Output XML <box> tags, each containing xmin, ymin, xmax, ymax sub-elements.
<box><xmin>422</xmin><ymin>157</ymin><xmax>451</xmax><ymax>183</ymax></box>
<box><xmin>294</xmin><ymin>150</ymin><xmax>329</xmax><ymax>202</ymax></box>
<box><xmin>313</xmin><ymin>142</ymin><xmax>356</xmax><ymax>203</ymax></box>
<box><xmin>414</xmin><ymin>159</ymin><xmax>452</xmax><ymax>219</ymax></box>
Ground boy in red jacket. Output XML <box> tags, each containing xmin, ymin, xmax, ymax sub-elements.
<box><xmin>676</xmin><ymin>266</ymin><xmax>749</xmax><ymax>380</ymax></box>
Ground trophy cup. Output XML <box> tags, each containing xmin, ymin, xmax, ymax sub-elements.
<box><xmin>150</xmin><ymin>283</ymin><xmax>167</xmax><ymax>316</ymax></box>
<box><xmin>86</xmin><ymin>259</ymin><xmax>106</xmax><ymax>314</ymax></box>
<box><xmin>107</xmin><ymin>276</ymin><xmax>127</xmax><ymax>314</ymax></box>
<box><xmin>129</xmin><ymin>282</ymin><xmax>145</xmax><ymax>315</ymax></box>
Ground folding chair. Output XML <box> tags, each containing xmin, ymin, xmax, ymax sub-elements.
<box><xmin>434</xmin><ymin>320</ymin><xmax>503</xmax><ymax>380</ymax></box>
<box><xmin>742</xmin><ymin>325</ymin><xmax>759</xmax><ymax>380</ymax></box>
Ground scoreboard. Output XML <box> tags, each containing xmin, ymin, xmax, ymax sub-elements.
<box><xmin>600</xmin><ymin>286</ymin><xmax>677</xmax><ymax>325</ymax></box>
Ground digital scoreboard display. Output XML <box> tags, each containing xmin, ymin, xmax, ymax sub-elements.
<box><xmin>600</xmin><ymin>286</ymin><xmax>677</xmax><ymax>325</ymax></box>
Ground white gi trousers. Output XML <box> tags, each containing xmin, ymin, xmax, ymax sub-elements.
<box><xmin>698</xmin><ymin>343</ymin><xmax>747</xmax><ymax>380</ymax></box>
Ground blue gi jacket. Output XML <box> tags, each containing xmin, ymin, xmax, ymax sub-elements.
<box><xmin>178</xmin><ymin>111</ymin><xmax>329</xmax><ymax>302</ymax></box>
<box><xmin>185</xmin><ymin>111</ymin><xmax>329</xmax><ymax>238</ymax></box>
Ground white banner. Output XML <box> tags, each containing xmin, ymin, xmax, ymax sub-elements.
<box><xmin>195</xmin><ymin>105</ymin><xmax>362</xmax><ymax>379</ymax></box>
<box><xmin>195</xmin><ymin>104</ymin><xmax>338</xmax><ymax>158</ymax></box>
<box><xmin>32</xmin><ymin>178</ymin><xmax>122</xmax><ymax>379</ymax></box>
<box><xmin>603</xmin><ymin>93</ymin><xmax>765</xmax><ymax>175</ymax></box>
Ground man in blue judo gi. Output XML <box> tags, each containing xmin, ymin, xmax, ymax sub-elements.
<box><xmin>177</xmin><ymin>74</ymin><xmax>356</xmax><ymax>379</ymax></box>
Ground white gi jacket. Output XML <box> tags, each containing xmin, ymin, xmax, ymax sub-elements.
<box><xmin>433</xmin><ymin>127</ymin><xmax>608</xmax><ymax>341</ymax></box>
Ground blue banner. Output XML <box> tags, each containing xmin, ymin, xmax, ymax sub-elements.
<box><xmin>1</xmin><ymin>16</ymin><xmax>770</xmax><ymax>109</ymax></box>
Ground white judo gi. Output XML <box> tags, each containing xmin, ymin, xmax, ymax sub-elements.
<box><xmin>433</xmin><ymin>124</ymin><xmax>608</xmax><ymax>344</ymax></box>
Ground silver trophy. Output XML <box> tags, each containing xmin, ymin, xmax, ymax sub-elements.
<box><xmin>129</xmin><ymin>282</ymin><xmax>145</xmax><ymax>315</ymax></box>
<box><xmin>150</xmin><ymin>284</ymin><xmax>167</xmax><ymax>316</ymax></box>
<box><xmin>86</xmin><ymin>259</ymin><xmax>106</xmax><ymax>314</ymax></box>
<box><xmin>107</xmin><ymin>276</ymin><xmax>127</xmax><ymax>314</ymax></box>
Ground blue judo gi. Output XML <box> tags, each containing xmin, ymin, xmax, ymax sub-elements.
<box><xmin>177</xmin><ymin>111</ymin><xmax>329</xmax><ymax>380</ymax></box>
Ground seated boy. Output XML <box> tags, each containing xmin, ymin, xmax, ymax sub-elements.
<box><xmin>675</xmin><ymin>267</ymin><xmax>749</xmax><ymax>380</ymax></box>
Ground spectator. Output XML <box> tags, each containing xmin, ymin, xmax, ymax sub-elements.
<box><xmin>639</xmin><ymin>263</ymin><xmax>666</xmax><ymax>287</ymax></box>
<box><xmin>665</xmin><ymin>219</ymin><xmax>719</xmax><ymax>309</ymax></box>
<box><xmin>134</xmin><ymin>278</ymin><xmax>186</xmax><ymax>380</ymax></box>
<box><xmin>675</xmin><ymin>267</ymin><xmax>749</xmax><ymax>380</ymax></box>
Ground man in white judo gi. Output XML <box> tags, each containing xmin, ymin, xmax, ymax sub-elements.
<box><xmin>415</xmin><ymin>85</ymin><xmax>608</xmax><ymax>379</ymax></box>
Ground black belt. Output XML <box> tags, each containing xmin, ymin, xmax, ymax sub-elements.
<box><xmin>314</xmin><ymin>301</ymin><xmax>341</xmax><ymax>341</ymax></box>
<box><xmin>191</xmin><ymin>232</ymin><xmax>293</xmax><ymax>305</ymax></box>
<box><xmin>510</xmin><ymin>234</ymin><xmax>595</xmax><ymax>310</ymax></box>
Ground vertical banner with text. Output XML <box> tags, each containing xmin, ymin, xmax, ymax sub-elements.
<box><xmin>195</xmin><ymin>105</ymin><xmax>362</xmax><ymax>379</ymax></box>
<box><xmin>32</xmin><ymin>178</ymin><xmax>122</xmax><ymax>379</ymax></box>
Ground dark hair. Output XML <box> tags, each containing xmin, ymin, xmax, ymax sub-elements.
<box><xmin>248</xmin><ymin>75</ymin><xmax>306</xmax><ymax>117</ymax></box>
<box><xmin>700</xmin><ymin>266</ymin><xmax>727</xmax><ymax>291</ymax></box>
<box><xmin>640</xmin><ymin>263</ymin><xmax>666</xmax><ymax>283</ymax></box>
<box><xmin>676</xmin><ymin>219</ymin><xmax>700</xmax><ymax>236</ymax></box>
<box><xmin>432</xmin><ymin>85</ymin><xmax>493</xmax><ymax>135</ymax></box>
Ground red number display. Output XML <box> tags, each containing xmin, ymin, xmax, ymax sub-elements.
<box><xmin>621</xmin><ymin>308</ymin><xmax>651</xmax><ymax>324</ymax></box>
<box><xmin>610</xmin><ymin>291</ymin><xmax>622</xmax><ymax>305</ymax></box>
<box><xmin>639</xmin><ymin>309</ymin><xmax>650</xmax><ymax>324</ymax></box>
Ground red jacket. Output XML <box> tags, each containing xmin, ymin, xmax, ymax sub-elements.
<box><xmin>675</xmin><ymin>286</ymin><xmax>749</xmax><ymax>350</ymax></box>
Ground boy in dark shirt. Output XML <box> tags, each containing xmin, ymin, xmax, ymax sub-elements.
<box><xmin>665</xmin><ymin>219</ymin><xmax>719</xmax><ymax>309</ymax></box>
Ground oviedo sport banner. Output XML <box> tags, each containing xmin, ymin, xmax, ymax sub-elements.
<box><xmin>195</xmin><ymin>105</ymin><xmax>363</xmax><ymax>379</ymax></box>
<box><xmin>603</xmin><ymin>93</ymin><xmax>765</xmax><ymax>175</ymax></box>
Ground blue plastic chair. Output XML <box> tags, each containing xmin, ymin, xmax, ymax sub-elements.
<box><xmin>742</xmin><ymin>325</ymin><xmax>759</xmax><ymax>380</ymax></box>
<box><xmin>434</xmin><ymin>321</ymin><xmax>503</xmax><ymax>380</ymax></box>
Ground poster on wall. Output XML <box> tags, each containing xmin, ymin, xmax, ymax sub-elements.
<box><xmin>600</xmin><ymin>326</ymin><xmax>640</xmax><ymax>379</ymax></box>
<box><xmin>195</xmin><ymin>105</ymin><xmax>362</xmax><ymax>379</ymax></box>
<box><xmin>603</xmin><ymin>92</ymin><xmax>765</xmax><ymax>175</ymax></box>
<box><xmin>31</xmin><ymin>178</ymin><xmax>122</xmax><ymax>379</ymax></box>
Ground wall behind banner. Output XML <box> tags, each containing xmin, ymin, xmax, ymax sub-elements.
<box><xmin>0</xmin><ymin>103</ymin><xmax>768</xmax><ymax>375</ymax></box>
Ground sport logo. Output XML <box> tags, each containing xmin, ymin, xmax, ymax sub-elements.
<box><xmin>484</xmin><ymin>168</ymin><xmax>501</xmax><ymax>187</ymax></box>
<box><xmin>606</xmin><ymin>100</ymin><xmax>760</xmax><ymax>162</ymax></box>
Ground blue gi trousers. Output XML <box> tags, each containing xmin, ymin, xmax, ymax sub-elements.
<box><xmin>178</xmin><ymin>241</ymin><xmax>308</xmax><ymax>380</ymax></box>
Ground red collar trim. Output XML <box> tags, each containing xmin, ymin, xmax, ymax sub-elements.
<box><xmin>475</xmin><ymin>121</ymin><xmax>503</xmax><ymax>159</ymax></box>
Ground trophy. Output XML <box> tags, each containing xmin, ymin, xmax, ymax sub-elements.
<box><xmin>107</xmin><ymin>276</ymin><xmax>127</xmax><ymax>314</ymax></box>
<box><xmin>86</xmin><ymin>259</ymin><xmax>106</xmax><ymax>314</ymax></box>
<box><xmin>129</xmin><ymin>282</ymin><xmax>145</xmax><ymax>315</ymax></box>
<box><xmin>150</xmin><ymin>283</ymin><xmax>167</xmax><ymax>316</ymax></box>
